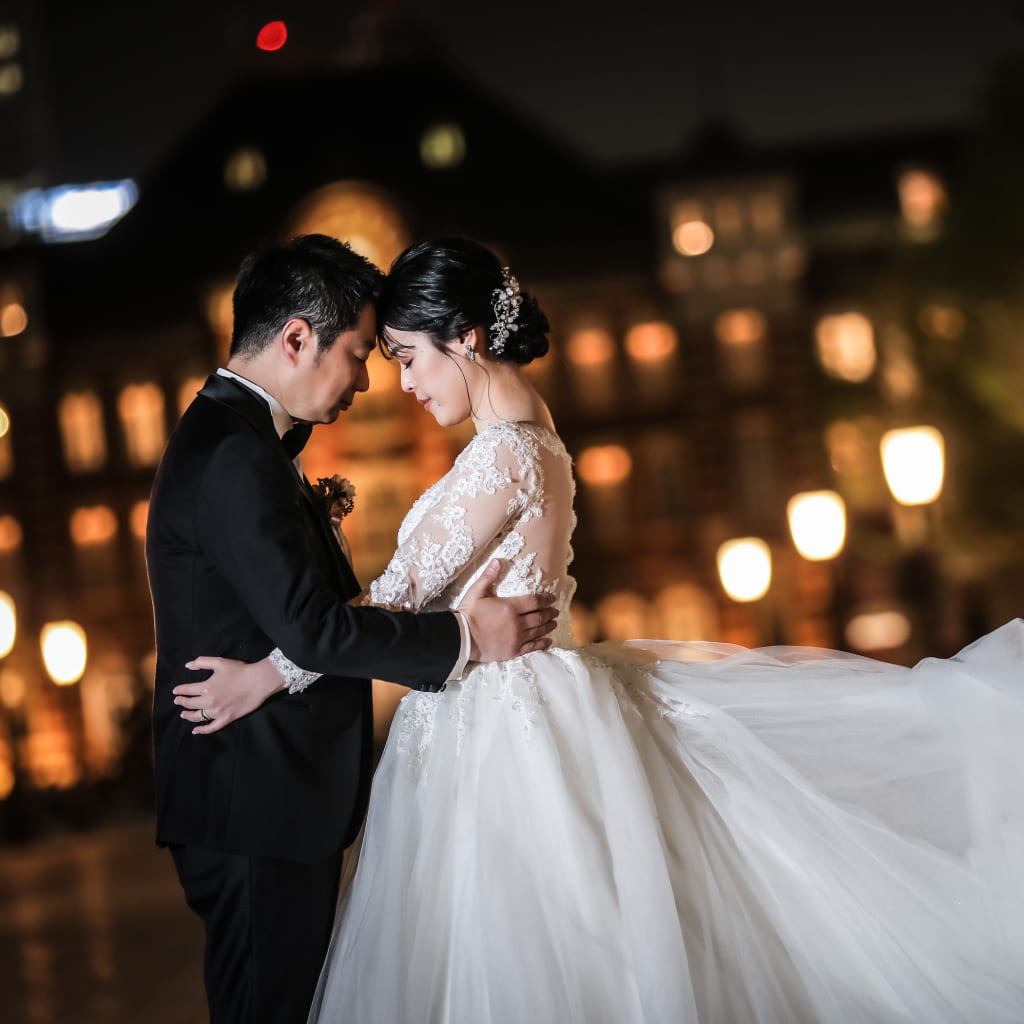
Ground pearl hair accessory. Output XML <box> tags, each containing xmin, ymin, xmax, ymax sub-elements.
<box><xmin>489</xmin><ymin>267</ymin><xmax>522</xmax><ymax>355</ymax></box>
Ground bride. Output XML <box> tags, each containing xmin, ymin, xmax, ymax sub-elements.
<box><xmin>180</xmin><ymin>239</ymin><xmax>1024</xmax><ymax>1022</ymax></box>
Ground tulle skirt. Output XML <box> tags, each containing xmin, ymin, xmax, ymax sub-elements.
<box><xmin>309</xmin><ymin>622</ymin><xmax>1024</xmax><ymax>1023</ymax></box>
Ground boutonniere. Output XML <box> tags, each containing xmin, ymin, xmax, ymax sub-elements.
<box><xmin>315</xmin><ymin>474</ymin><xmax>356</xmax><ymax>520</ymax></box>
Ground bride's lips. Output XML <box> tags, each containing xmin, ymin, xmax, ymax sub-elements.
<box><xmin>419</xmin><ymin>397</ymin><xmax>433</xmax><ymax>411</ymax></box>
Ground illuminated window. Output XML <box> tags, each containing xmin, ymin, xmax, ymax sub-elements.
<box><xmin>0</xmin><ymin>515</ymin><xmax>21</xmax><ymax>552</ymax></box>
<box><xmin>118</xmin><ymin>383</ymin><xmax>166</xmax><ymax>466</ymax></box>
<box><xmin>420</xmin><ymin>123</ymin><xmax>467</xmax><ymax>169</ymax></box>
<box><xmin>69</xmin><ymin>506</ymin><xmax>118</xmax><ymax>547</ymax></box>
<box><xmin>129</xmin><ymin>500</ymin><xmax>148</xmax><ymax>540</ymax></box>
<box><xmin>625</xmin><ymin>323</ymin><xmax>679</xmax><ymax>403</ymax></box>
<box><xmin>577</xmin><ymin>445</ymin><xmax>632</xmax><ymax>487</ymax></box>
<box><xmin>624</xmin><ymin>322</ymin><xmax>677</xmax><ymax>363</ymax></box>
<box><xmin>0</xmin><ymin>402</ymin><xmax>10</xmax><ymax>478</ymax></box>
<box><xmin>750</xmin><ymin>192</ymin><xmax>783</xmax><ymax>236</ymax></box>
<box><xmin>566</xmin><ymin>328</ymin><xmax>614</xmax><ymax>367</ymax></box>
<box><xmin>701</xmin><ymin>256</ymin><xmax>731</xmax><ymax>289</ymax></box>
<box><xmin>918</xmin><ymin>304</ymin><xmax>965</xmax><ymax>340</ymax></box>
<box><xmin>224</xmin><ymin>147</ymin><xmax>267</xmax><ymax>191</ymax></box>
<box><xmin>578</xmin><ymin>444</ymin><xmax>632</xmax><ymax>541</ymax></box>
<box><xmin>0</xmin><ymin>25</ymin><xmax>20</xmax><ymax>60</ymax></box>
<box><xmin>0</xmin><ymin>299</ymin><xmax>27</xmax><ymax>337</ymax></box>
<box><xmin>596</xmin><ymin>591</ymin><xmax>652</xmax><ymax>641</ymax></box>
<box><xmin>815</xmin><ymin>313</ymin><xmax>876</xmax><ymax>382</ymax></box>
<box><xmin>735</xmin><ymin>250</ymin><xmax>766</xmax><ymax>286</ymax></box>
<box><xmin>898</xmin><ymin>169</ymin><xmax>946</xmax><ymax>237</ymax></box>
<box><xmin>715</xmin><ymin>309</ymin><xmax>767</xmax><ymax>390</ymax></box>
<box><xmin>290</xmin><ymin>183</ymin><xmax>409</xmax><ymax>276</ymax></box>
<box><xmin>59</xmin><ymin>391</ymin><xmax>107</xmax><ymax>472</ymax></box>
<box><xmin>845</xmin><ymin>609</ymin><xmax>911</xmax><ymax>651</ymax></box>
<box><xmin>655</xmin><ymin>583</ymin><xmax>719</xmax><ymax>641</ymax></box>
<box><xmin>0</xmin><ymin>62</ymin><xmax>22</xmax><ymax>97</ymax></box>
<box><xmin>566</xmin><ymin>328</ymin><xmax>616</xmax><ymax>412</ymax></box>
<box><xmin>713</xmin><ymin>196</ymin><xmax>743</xmax><ymax>238</ymax></box>
<box><xmin>774</xmin><ymin>244</ymin><xmax>806</xmax><ymax>281</ymax></box>
<box><xmin>177</xmin><ymin>375</ymin><xmax>208</xmax><ymax>416</ymax></box>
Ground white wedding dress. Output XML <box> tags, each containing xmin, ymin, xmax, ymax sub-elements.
<box><xmin>302</xmin><ymin>421</ymin><xmax>1024</xmax><ymax>1023</ymax></box>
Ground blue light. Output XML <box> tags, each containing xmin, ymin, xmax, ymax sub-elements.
<box><xmin>10</xmin><ymin>180</ymin><xmax>138</xmax><ymax>243</ymax></box>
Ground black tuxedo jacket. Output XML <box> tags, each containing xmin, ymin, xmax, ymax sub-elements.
<box><xmin>146</xmin><ymin>374</ymin><xmax>461</xmax><ymax>862</ymax></box>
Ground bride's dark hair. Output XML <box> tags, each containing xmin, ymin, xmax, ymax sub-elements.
<box><xmin>378</xmin><ymin>238</ymin><xmax>550</xmax><ymax>365</ymax></box>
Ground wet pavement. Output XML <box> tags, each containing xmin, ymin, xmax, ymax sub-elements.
<box><xmin>0</xmin><ymin>819</ymin><xmax>205</xmax><ymax>1024</ymax></box>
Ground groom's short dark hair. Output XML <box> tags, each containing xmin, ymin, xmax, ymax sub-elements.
<box><xmin>230</xmin><ymin>234</ymin><xmax>384</xmax><ymax>359</ymax></box>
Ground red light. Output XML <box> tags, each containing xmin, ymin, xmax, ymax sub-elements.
<box><xmin>257</xmin><ymin>21</ymin><xmax>288</xmax><ymax>52</ymax></box>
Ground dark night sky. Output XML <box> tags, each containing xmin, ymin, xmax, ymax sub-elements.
<box><xmin>38</xmin><ymin>0</ymin><xmax>1024</xmax><ymax>181</ymax></box>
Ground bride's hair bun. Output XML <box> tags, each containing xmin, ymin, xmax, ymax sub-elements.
<box><xmin>380</xmin><ymin>238</ymin><xmax>551</xmax><ymax>366</ymax></box>
<box><xmin>501</xmin><ymin>293</ymin><xmax>550</xmax><ymax>366</ymax></box>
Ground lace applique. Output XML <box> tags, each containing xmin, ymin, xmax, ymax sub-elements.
<box><xmin>395</xmin><ymin>656</ymin><xmax>546</xmax><ymax>772</ymax></box>
<box><xmin>395</xmin><ymin>691</ymin><xmax>442</xmax><ymax>774</ymax></box>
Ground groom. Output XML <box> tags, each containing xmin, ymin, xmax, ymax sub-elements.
<box><xmin>146</xmin><ymin>234</ymin><xmax>557</xmax><ymax>1024</ymax></box>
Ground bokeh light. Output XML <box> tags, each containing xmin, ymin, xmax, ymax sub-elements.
<box><xmin>717</xmin><ymin>538</ymin><xmax>772</xmax><ymax>602</ymax></box>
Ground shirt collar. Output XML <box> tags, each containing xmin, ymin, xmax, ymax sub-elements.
<box><xmin>216</xmin><ymin>367</ymin><xmax>294</xmax><ymax>440</ymax></box>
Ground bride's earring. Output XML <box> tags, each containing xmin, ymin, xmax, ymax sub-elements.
<box><xmin>465</xmin><ymin>344</ymin><xmax>476</xmax><ymax>363</ymax></box>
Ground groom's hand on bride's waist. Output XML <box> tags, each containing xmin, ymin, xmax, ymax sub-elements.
<box><xmin>458</xmin><ymin>559</ymin><xmax>558</xmax><ymax>663</ymax></box>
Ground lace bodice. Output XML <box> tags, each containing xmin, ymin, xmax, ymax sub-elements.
<box><xmin>370</xmin><ymin>421</ymin><xmax>576</xmax><ymax>637</ymax></box>
<box><xmin>270</xmin><ymin>422</ymin><xmax>578</xmax><ymax>692</ymax></box>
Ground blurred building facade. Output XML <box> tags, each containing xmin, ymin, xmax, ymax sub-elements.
<box><xmin>0</xmin><ymin>61</ymin><xmax>1018</xmax><ymax>835</ymax></box>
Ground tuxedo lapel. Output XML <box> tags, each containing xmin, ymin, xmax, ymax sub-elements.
<box><xmin>197</xmin><ymin>374</ymin><xmax>360</xmax><ymax>595</ymax></box>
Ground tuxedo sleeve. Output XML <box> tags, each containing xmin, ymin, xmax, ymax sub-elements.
<box><xmin>195</xmin><ymin>433</ymin><xmax>461</xmax><ymax>688</ymax></box>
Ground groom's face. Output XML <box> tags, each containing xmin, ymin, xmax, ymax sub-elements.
<box><xmin>290</xmin><ymin>303</ymin><xmax>376</xmax><ymax>423</ymax></box>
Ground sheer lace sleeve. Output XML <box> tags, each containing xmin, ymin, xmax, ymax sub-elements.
<box><xmin>267</xmin><ymin>424</ymin><xmax>571</xmax><ymax>691</ymax></box>
<box><xmin>369</xmin><ymin>428</ymin><xmax>541</xmax><ymax>612</ymax></box>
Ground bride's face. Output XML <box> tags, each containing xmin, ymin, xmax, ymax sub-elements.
<box><xmin>387</xmin><ymin>327</ymin><xmax>475</xmax><ymax>426</ymax></box>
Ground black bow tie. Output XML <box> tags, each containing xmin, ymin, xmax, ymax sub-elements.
<box><xmin>282</xmin><ymin>422</ymin><xmax>313</xmax><ymax>458</ymax></box>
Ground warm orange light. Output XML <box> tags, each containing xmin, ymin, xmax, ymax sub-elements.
<box><xmin>566</xmin><ymin>328</ymin><xmax>615</xmax><ymax>367</ymax></box>
<box><xmin>0</xmin><ymin>301</ymin><xmax>27</xmax><ymax>337</ymax></box>
<box><xmin>224</xmin><ymin>147</ymin><xmax>267</xmax><ymax>191</ymax></box>
<box><xmin>624</xmin><ymin>322</ymin><xmax>677</xmax><ymax>362</ymax></box>
<box><xmin>40</xmin><ymin>621</ymin><xmax>88</xmax><ymax>686</ymax></box>
<box><xmin>0</xmin><ymin>591</ymin><xmax>15</xmax><ymax>658</ymax></box>
<box><xmin>898</xmin><ymin>170</ymin><xmax>946</xmax><ymax>229</ymax></box>
<box><xmin>880</xmin><ymin>427</ymin><xmax>945</xmax><ymax>506</ymax></box>
<box><xmin>69</xmin><ymin>506</ymin><xmax>118</xmax><ymax>547</ymax></box>
<box><xmin>0</xmin><ymin>669</ymin><xmax>25</xmax><ymax>709</ymax></box>
<box><xmin>577</xmin><ymin>445</ymin><xmax>632</xmax><ymax>486</ymax></box>
<box><xmin>715</xmin><ymin>309</ymin><xmax>767</xmax><ymax>345</ymax></box>
<box><xmin>59</xmin><ymin>391</ymin><xmax>107</xmax><ymax>472</ymax></box>
<box><xmin>118</xmin><ymin>383</ymin><xmax>167</xmax><ymax>467</ymax></box>
<box><xmin>846</xmin><ymin>610</ymin><xmax>911</xmax><ymax>651</ymax></box>
<box><xmin>595</xmin><ymin>591</ymin><xmax>650</xmax><ymax>641</ymax></box>
<box><xmin>815</xmin><ymin>313</ymin><xmax>876</xmax><ymax>382</ymax></box>
<box><xmin>918</xmin><ymin>304</ymin><xmax>965</xmax><ymax>340</ymax></box>
<box><xmin>0</xmin><ymin>515</ymin><xmax>21</xmax><ymax>553</ymax></box>
<box><xmin>787</xmin><ymin>491</ymin><xmax>846</xmax><ymax>561</ymax></box>
<box><xmin>673</xmin><ymin>220</ymin><xmax>715</xmax><ymax>257</ymax></box>
<box><xmin>717</xmin><ymin>538</ymin><xmax>772</xmax><ymax>602</ymax></box>
<box><xmin>0</xmin><ymin>403</ymin><xmax>8</xmax><ymax>437</ymax></box>
<box><xmin>129</xmin><ymin>500</ymin><xmax>149</xmax><ymax>540</ymax></box>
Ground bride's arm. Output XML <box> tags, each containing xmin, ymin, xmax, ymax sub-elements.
<box><xmin>176</xmin><ymin>437</ymin><xmax>537</xmax><ymax>732</ymax></box>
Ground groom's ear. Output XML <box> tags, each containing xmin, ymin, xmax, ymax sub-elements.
<box><xmin>279</xmin><ymin>317</ymin><xmax>316</xmax><ymax>367</ymax></box>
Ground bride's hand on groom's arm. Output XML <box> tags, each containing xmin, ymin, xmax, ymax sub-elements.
<box><xmin>173</xmin><ymin>657</ymin><xmax>286</xmax><ymax>735</ymax></box>
<box><xmin>458</xmin><ymin>559</ymin><xmax>558</xmax><ymax>663</ymax></box>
